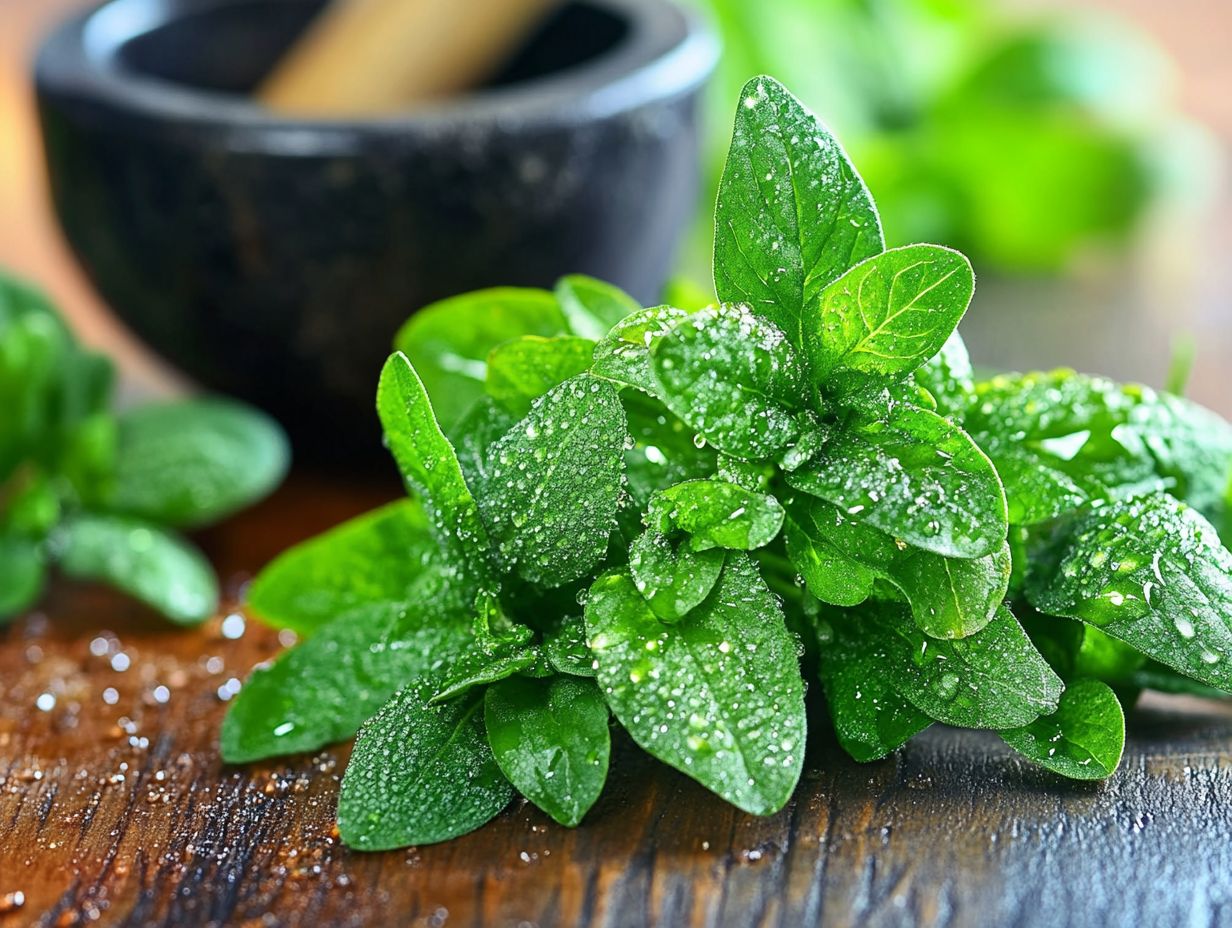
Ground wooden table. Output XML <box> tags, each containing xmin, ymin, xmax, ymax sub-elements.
<box><xmin>3</xmin><ymin>476</ymin><xmax>1232</xmax><ymax>928</ymax></box>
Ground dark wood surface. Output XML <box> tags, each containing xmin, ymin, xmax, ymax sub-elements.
<box><xmin>2</xmin><ymin>476</ymin><xmax>1232</xmax><ymax>928</ymax></box>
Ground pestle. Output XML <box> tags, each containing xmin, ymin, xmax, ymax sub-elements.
<box><xmin>259</xmin><ymin>0</ymin><xmax>563</xmax><ymax>115</ymax></box>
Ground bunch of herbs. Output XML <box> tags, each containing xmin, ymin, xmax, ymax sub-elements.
<box><xmin>222</xmin><ymin>78</ymin><xmax>1232</xmax><ymax>849</ymax></box>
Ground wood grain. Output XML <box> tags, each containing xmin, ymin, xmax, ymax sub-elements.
<box><xmin>3</xmin><ymin>476</ymin><xmax>1232</xmax><ymax>928</ymax></box>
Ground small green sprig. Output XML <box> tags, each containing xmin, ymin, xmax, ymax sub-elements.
<box><xmin>0</xmin><ymin>275</ymin><xmax>289</xmax><ymax>624</ymax></box>
<box><xmin>222</xmin><ymin>77</ymin><xmax>1232</xmax><ymax>849</ymax></box>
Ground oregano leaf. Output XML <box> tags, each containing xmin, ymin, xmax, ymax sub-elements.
<box><xmin>246</xmin><ymin>500</ymin><xmax>463</xmax><ymax>637</ymax></box>
<box><xmin>586</xmin><ymin>555</ymin><xmax>806</xmax><ymax>815</ymax></box>
<box><xmin>393</xmin><ymin>287</ymin><xmax>567</xmax><ymax>432</ymax></box>
<box><xmin>377</xmin><ymin>352</ymin><xmax>494</xmax><ymax>587</ymax></box>
<box><xmin>785</xmin><ymin>495</ymin><xmax>1009</xmax><ymax>637</ymax></box>
<box><xmin>590</xmin><ymin>304</ymin><xmax>690</xmax><ymax>395</ymax></box>
<box><xmin>542</xmin><ymin>615</ymin><xmax>596</xmax><ymax>678</ymax></box>
<box><xmin>808</xmin><ymin>244</ymin><xmax>975</xmax><ymax>396</ymax></box>
<box><xmin>338</xmin><ymin>680</ymin><xmax>512</xmax><ymax>850</ymax></box>
<box><xmin>1027</xmin><ymin>492</ymin><xmax>1232</xmax><ymax>692</ymax></box>
<box><xmin>555</xmin><ymin>274</ymin><xmax>641</xmax><ymax>340</ymax></box>
<box><xmin>431</xmin><ymin>647</ymin><xmax>541</xmax><ymax>704</ymax></box>
<box><xmin>55</xmin><ymin>513</ymin><xmax>217</xmax><ymax>625</ymax></box>
<box><xmin>485</xmin><ymin>675</ymin><xmax>611</xmax><ymax>827</ymax></box>
<box><xmin>999</xmin><ymin>678</ymin><xmax>1125</xmax><ymax>780</ymax></box>
<box><xmin>628</xmin><ymin>529</ymin><xmax>725</xmax><ymax>622</ymax></box>
<box><xmin>650</xmin><ymin>303</ymin><xmax>804</xmax><ymax>461</ymax></box>
<box><xmin>0</xmin><ymin>533</ymin><xmax>45</xmax><ymax>622</ymax></box>
<box><xmin>714</xmin><ymin>75</ymin><xmax>883</xmax><ymax>349</ymax></box>
<box><xmin>477</xmin><ymin>375</ymin><xmax>627</xmax><ymax>587</ymax></box>
<box><xmin>221</xmin><ymin>600</ymin><xmax>471</xmax><ymax>762</ymax></box>
<box><xmin>913</xmin><ymin>331</ymin><xmax>975</xmax><ymax>419</ymax></box>
<box><xmin>646</xmin><ymin>479</ymin><xmax>785</xmax><ymax>551</ymax></box>
<box><xmin>812</xmin><ymin>613</ymin><xmax>932</xmax><ymax>762</ymax></box>
<box><xmin>102</xmin><ymin>398</ymin><xmax>289</xmax><ymax>529</ymax></box>
<box><xmin>855</xmin><ymin>604</ymin><xmax>1062</xmax><ymax>729</ymax></box>
<box><xmin>485</xmin><ymin>335</ymin><xmax>595</xmax><ymax>418</ymax></box>
<box><xmin>787</xmin><ymin>402</ymin><xmax>1007</xmax><ymax>558</ymax></box>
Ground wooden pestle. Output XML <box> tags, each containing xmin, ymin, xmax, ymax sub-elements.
<box><xmin>259</xmin><ymin>0</ymin><xmax>563</xmax><ymax>116</ymax></box>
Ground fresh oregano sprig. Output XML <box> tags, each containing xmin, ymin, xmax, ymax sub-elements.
<box><xmin>0</xmin><ymin>274</ymin><xmax>289</xmax><ymax>624</ymax></box>
<box><xmin>222</xmin><ymin>76</ymin><xmax>1232</xmax><ymax>849</ymax></box>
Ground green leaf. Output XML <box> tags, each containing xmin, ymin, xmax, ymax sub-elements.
<box><xmin>965</xmin><ymin>370</ymin><xmax>1232</xmax><ymax>526</ymax></box>
<box><xmin>247</xmin><ymin>500</ymin><xmax>467</xmax><ymax>636</ymax></box>
<box><xmin>918</xmin><ymin>103</ymin><xmax>1153</xmax><ymax>272</ymax></box>
<box><xmin>590</xmin><ymin>305</ymin><xmax>690</xmax><ymax>395</ymax></box>
<box><xmin>1125</xmin><ymin>390</ymin><xmax>1232</xmax><ymax>521</ymax></box>
<box><xmin>55</xmin><ymin>513</ymin><xmax>217</xmax><ymax>624</ymax></box>
<box><xmin>784</xmin><ymin>495</ymin><xmax>1009</xmax><ymax>638</ymax></box>
<box><xmin>1223</xmin><ymin>473</ymin><xmax>1232</xmax><ymax>546</ymax></box>
<box><xmin>586</xmin><ymin>555</ymin><xmax>806</xmax><ymax>815</ymax></box>
<box><xmin>716</xmin><ymin>455</ymin><xmax>773</xmax><ymax>493</ymax></box>
<box><xmin>377</xmin><ymin>352</ymin><xmax>493</xmax><ymax>586</ymax></box>
<box><xmin>628</xmin><ymin>530</ymin><xmax>724</xmax><ymax>622</ymax></box>
<box><xmin>57</xmin><ymin>412</ymin><xmax>117</xmax><ymax>502</ymax></box>
<box><xmin>2</xmin><ymin>473</ymin><xmax>60</xmax><ymax>538</ymax></box>
<box><xmin>0</xmin><ymin>307</ymin><xmax>66</xmax><ymax>478</ymax></box>
<box><xmin>0</xmin><ymin>533</ymin><xmax>45</xmax><ymax>621</ymax></box>
<box><xmin>103</xmin><ymin>398</ymin><xmax>289</xmax><ymax>529</ymax></box>
<box><xmin>471</xmin><ymin>591</ymin><xmax>535</xmax><ymax>649</ymax></box>
<box><xmin>787</xmin><ymin>402</ymin><xmax>1007</xmax><ymax>558</ymax></box>
<box><xmin>808</xmin><ymin>245</ymin><xmax>974</xmax><ymax>395</ymax></box>
<box><xmin>485</xmin><ymin>335</ymin><xmax>595</xmax><ymax>418</ymax></box>
<box><xmin>431</xmin><ymin>647</ymin><xmax>540</xmax><ymax>703</ymax></box>
<box><xmin>394</xmin><ymin>288</ymin><xmax>568</xmax><ymax>432</ymax></box>
<box><xmin>338</xmin><ymin>680</ymin><xmax>512</xmax><ymax>850</ymax></box>
<box><xmin>646</xmin><ymin>479</ymin><xmax>784</xmax><ymax>551</ymax></box>
<box><xmin>777</xmin><ymin>410</ymin><xmax>827</xmax><ymax>472</ymax></box>
<box><xmin>477</xmin><ymin>375</ymin><xmax>627</xmax><ymax>587</ymax></box>
<box><xmin>999</xmin><ymin>678</ymin><xmax>1125</xmax><ymax>780</ymax></box>
<box><xmin>1071</xmin><ymin>625</ymin><xmax>1147</xmax><ymax>683</ymax></box>
<box><xmin>621</xmin><ymin>391</ymin><xmax>717</xmax><ymax>509</ymax></box>
<box><xmin>980</xmin><ymin>444</ymin><xmax>1101</xmax><ymax>527</ymax></box>
<box><xmin>1026</xmin><ymin>492</ymin><xmax>1232</xmax><ymax>692</ymax></box>
<box><xmin>450</xmin><ymin>397</ymin><xmax>517</xmax><ymax>489</ymax></box>
<box><xmin>855</xmin><ymin>604</ymin><xmax>1062</xmax><ymax>729</ymax></box>
<box><xmin>542</xmin><ymin>615</ymin><xmax>596</xmax><ymax>677</ymax></box>
<box><xmin>913</xmin><ymin>331</ymin><xmax>974</xmax><ymax>418</ymax></box>
<box><xmin>650</xmin><ymin>303</ymin><xmax>804</xmax><ymax>461</ymax></box>
<box><xmin>812</xmin><ymin>613</ymin><xmax>931</xmax><ymax>762</ymax></box>
<box><xmin>889</xmin><ymin>380</ymin><xmax>938</xmax><ymax>413</ymax></box>
<box><xmin>713</xmin><ymin>76</ymin><xmax>883</xmax><ymax>349</ymax></box>
<box><xmin>221</xmin><ymin>597</ymin><xmax>471</xmax><ymax>762</ymax></box>
<box><xmin>485</xmin><ymin>675</ymin><xmax>611</xmax><ymax>826</ymax></box>
<box><xmin>0</xmin><ymin>279</ymin><xmax>114</xmax><ymax>481</ymax></box>
<box><xmin>887</xmin><ymin>541</ymin><xmax>1012</xmax><ymax>640</ymax></box>
<box><xmin>784</xmin><ymin>497</ymin><xmax>889</xmax><ymax>608</ymax></box>
<box><xmin>555</xmin><ymin>275</ymin><xmax>641</xmax><ymax>340</ymax></box>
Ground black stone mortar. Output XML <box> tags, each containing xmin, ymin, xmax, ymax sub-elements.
<box><xmin>35</xmin><ymin>0</ymin><xmax>718</xmax><ymax>460</ymax></box>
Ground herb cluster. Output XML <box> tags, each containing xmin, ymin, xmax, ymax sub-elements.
<box><xmin>0</xmin><ymin>276</ymin><xmax>289</xmax><ymax>624</ymax></box>
<box><xmin>223</xmin><ymin>77</ymin><xmax>1232</xmax><ymax>849</ymax></box>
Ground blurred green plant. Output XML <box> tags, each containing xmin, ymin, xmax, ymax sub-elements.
<box><xmin>0</xmin><ymin>273</ymin><xmax>289</xmax><ymax>624</ymax></box>
<box><xmin>693</xmin><ymin>0</ymin><xmax>1214</xmax><ymax>272</ymax></box>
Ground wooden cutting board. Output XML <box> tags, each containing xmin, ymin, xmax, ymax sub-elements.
<box><xmin>2</xmin><ymin>475</ymin><xmax>1232</xmax><ymax>928</ymax></box>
